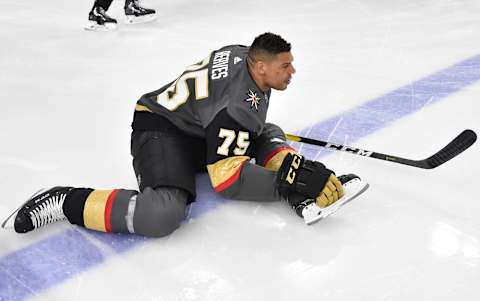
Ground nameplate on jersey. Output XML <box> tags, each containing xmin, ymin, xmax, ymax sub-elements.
<box><xmin>211</xmin><ymin>50</ymin><xmax>231</xmax><ymax>80</ymax></box>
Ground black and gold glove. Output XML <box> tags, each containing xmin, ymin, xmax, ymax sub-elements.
<box><xmin>277</xmin><ymin>153</ymin><xmax>344</xmax><ymax>209</ymax></box>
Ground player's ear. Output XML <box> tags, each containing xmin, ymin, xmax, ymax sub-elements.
<box><xmin>257</xmin><ymin>60</ymin><xmax>267</xmax><ymax>75</ymax></box>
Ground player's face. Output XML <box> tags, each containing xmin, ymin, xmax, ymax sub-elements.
<box><xmin>264</xmin><ymin>52</ymin><xmax>296</xmax><ymax>90</ymax></box>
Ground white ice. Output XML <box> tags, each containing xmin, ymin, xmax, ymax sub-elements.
<box><xmin>1</xmin><ymin>0</ymin><xmax>480</xmax><ymax>300</ymax></box>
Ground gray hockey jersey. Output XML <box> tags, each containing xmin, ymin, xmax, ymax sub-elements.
<box><xmin>133</xmin><ymin>44</ymin><xmax>295</xmax><ymax>203</ymax></box>
<box><xmin>135</xmin><ymin>45</ymin><xmax>271</xmax><ymax>138</ymax></box>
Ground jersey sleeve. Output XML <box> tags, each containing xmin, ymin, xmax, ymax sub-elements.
<box><xmin>252</xmin><ymin>123</ymin><xmax>299</xmax><ymax>171</ymax></box>
<box><xmin>205</xmin><ymin>109</ymin><xmax>283</xmax><ymax>202</ymax></box>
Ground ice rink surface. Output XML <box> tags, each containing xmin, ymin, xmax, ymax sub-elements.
<box><xmin>1</xmin><ymin>0</ymin><xmax>480</xmax><ymax>300</ymax></box>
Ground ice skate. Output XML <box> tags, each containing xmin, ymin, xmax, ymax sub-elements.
<box><xmin>124</xmin><ymin>0</ymin><xmax>156</xmax><ymax>24</ymax></box>
<box><xmin>1</xmin><ymin>187</ymin><xmax>73</xmax><ymax>233</ymax></box>
<box><xmin>296</xmin><ymin>174</ymin><xmax>369</xmax><ymax>225</ymax></box>
<box><xmin>85</xmin><ymin>6</ymin><xmax>117</xmax><ymax>31</ymax></box>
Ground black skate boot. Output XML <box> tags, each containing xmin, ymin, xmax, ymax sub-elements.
<box><xmin>124</xmin><ymin>0</ymin><xmax>156</xmax><ymax>24</ymax></box>
<box><xmin>294</xmin><ymin>174</ymin><xmax>369</xmax><ymax>225</ymax></box>
<box><xmin>1</xmin><ymin>187</ymin><xmax>74</xmax><ymax>233</ymax></box>
<box><xmin>85</xmin><ymin>6</ymin><xmax>118</xmax><ymax>31</ymax></box>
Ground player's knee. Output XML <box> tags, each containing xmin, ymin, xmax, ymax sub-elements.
<box><xmin>133</xmin><ymin>187</ymin><xmax>187</xmax><ymax>238</ymax></box>
<box><xmin>143</xmin><ymin>209</ymin><xmax>183</xmax><ymax>237</ymax></box>
<box><xmin>262</xmin><ymin>123</ymin><xmax>285</xmax><ymax>139</ymax></box>
<box><xmin>139</xmin><ymin>210</ymin><xmax>182</xmax><ymax>237</ymax></box>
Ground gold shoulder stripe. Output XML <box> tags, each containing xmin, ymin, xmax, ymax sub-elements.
<box><xmin>207</xmin><ymin>156</ymin><xmax>250</xmax><ymax>191</ymax></box>
<box><xmin>135</xmin><ymin>104</ymin><xmax>153</xmax><ymax>112</ymax></box>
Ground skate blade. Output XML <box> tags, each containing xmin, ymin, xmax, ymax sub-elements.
<box><xmin>84</xmin><ymin>21</ymin><xmax>117</xmax><ymax>31</ymax></box>
<box><xmin>1</xmin><ymin>189</ymin><xmax>45</xmax><ymax>230</ymax></box>
<box><xmin>303</xmin><ymin>178</ymin><xmax>369</xmax><ymax>225</ymax></box>
<box><xmin>125</xmin><ymin>14</ymin><xmax>156</xmax><ymax>24</ymax></box>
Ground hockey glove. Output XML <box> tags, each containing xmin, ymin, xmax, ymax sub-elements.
<box><xmin>277</xmin><ymin>153</ymin><xmax>344</xmax><ymax>208</ymax></box>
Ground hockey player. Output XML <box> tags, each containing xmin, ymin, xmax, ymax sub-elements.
<box><xmin>3</xmin><ymin>33</ymin><xmax>368</xmax><ymax>237</ymax></box>
<box><xmin>86</xmin><ymin>0</ymin><xmax>156</xmax><ymax>31</ymax></box>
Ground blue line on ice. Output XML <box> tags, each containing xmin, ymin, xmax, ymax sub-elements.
<box><xmin>1</xmin><ymin>54</ymin><xmax>479</xmax><ymax>301</ymax></box>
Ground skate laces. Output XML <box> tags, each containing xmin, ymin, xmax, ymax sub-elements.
<box><xmin>129</xmin><ymin>0</ymin><xmax>148</xmax><ymax>12</ymax></box>
<box><xmin>95</xmin><ymin>7</ymin><xmax>106</xmax><ymax>15</ymax></box>
<box><xmin>95</xmin><ymin>7</ymin><xmax>113</xmax><ymax>18</ymax></box>
<box><xmin>28</xmin><ymin>193</ymin><xmax>67</xmax><ymax>229</ymax></box>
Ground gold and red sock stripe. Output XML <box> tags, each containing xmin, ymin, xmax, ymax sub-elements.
<box><xmin>83</xmin><ymin>189</ymin><xmax>120</xmax><ymax>232</ymax></box>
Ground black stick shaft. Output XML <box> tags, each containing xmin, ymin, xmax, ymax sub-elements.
<box><xmin>285</xmin><ymin>129</ymin><xmax>477</xmax><ymax>169</ymax></box>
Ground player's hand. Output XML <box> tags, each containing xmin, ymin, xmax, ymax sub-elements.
<box><xmin>277</xmin><ymin>153</ymin><xmax>344</xmax><ymax>207</ymax></box>
<box><xmin>316</xmin><ymin>174</ymin><xmax>344</xmax><ymax>207</ymax></box>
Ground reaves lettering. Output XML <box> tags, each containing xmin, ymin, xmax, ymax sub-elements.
<box><xmin>211</xmin><ymin>51</ymin><xmax>231</xmax><ymax>80</ymax></box>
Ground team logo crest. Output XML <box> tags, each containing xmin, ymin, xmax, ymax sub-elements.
<box><xmin>245</xmin><ymin>89</ymin><xmax>262</xmax><ymax>111</ymax></box>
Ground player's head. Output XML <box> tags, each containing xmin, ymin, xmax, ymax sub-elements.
<box><xmin>247</xmin><ymin>32</ymin><xmax>295</xmax><ymax>91</ymax></box>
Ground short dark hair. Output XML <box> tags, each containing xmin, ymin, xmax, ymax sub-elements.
<box><xmin>248</xmin><ymin>32</ymin><xmax>291</xmax><ymax>61</ymax></box>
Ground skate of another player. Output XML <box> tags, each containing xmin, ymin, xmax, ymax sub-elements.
<box><xmin>124</xmin><ymin>0</ymin><xmax>156</xmax><ymax>24</ymax></box>
<box><xmin>85</xmin><ymin>0</ymin><xmax>156</xmax><ymax>31</ymax></box>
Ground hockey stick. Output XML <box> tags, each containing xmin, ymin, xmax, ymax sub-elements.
<box><xmin>285</xmin><ymin>129</ymin><xmax>477</xmax><ymax>169</ymax></box>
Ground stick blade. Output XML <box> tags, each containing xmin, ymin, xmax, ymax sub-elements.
<box><xmin>424</xmin><ymin>129</ymin><xmax>477</xmax><ymax>169</ymax></box>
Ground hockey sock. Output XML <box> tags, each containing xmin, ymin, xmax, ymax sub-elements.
<box><xmin>92</xmin><ymin>0</ymin><xmax>114</xmax><ymax>11</ymax></box>
<box><xmin>63</xmin><ymin>188</ymin><xmax>137</xmax><ymax>233</ymax></box>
